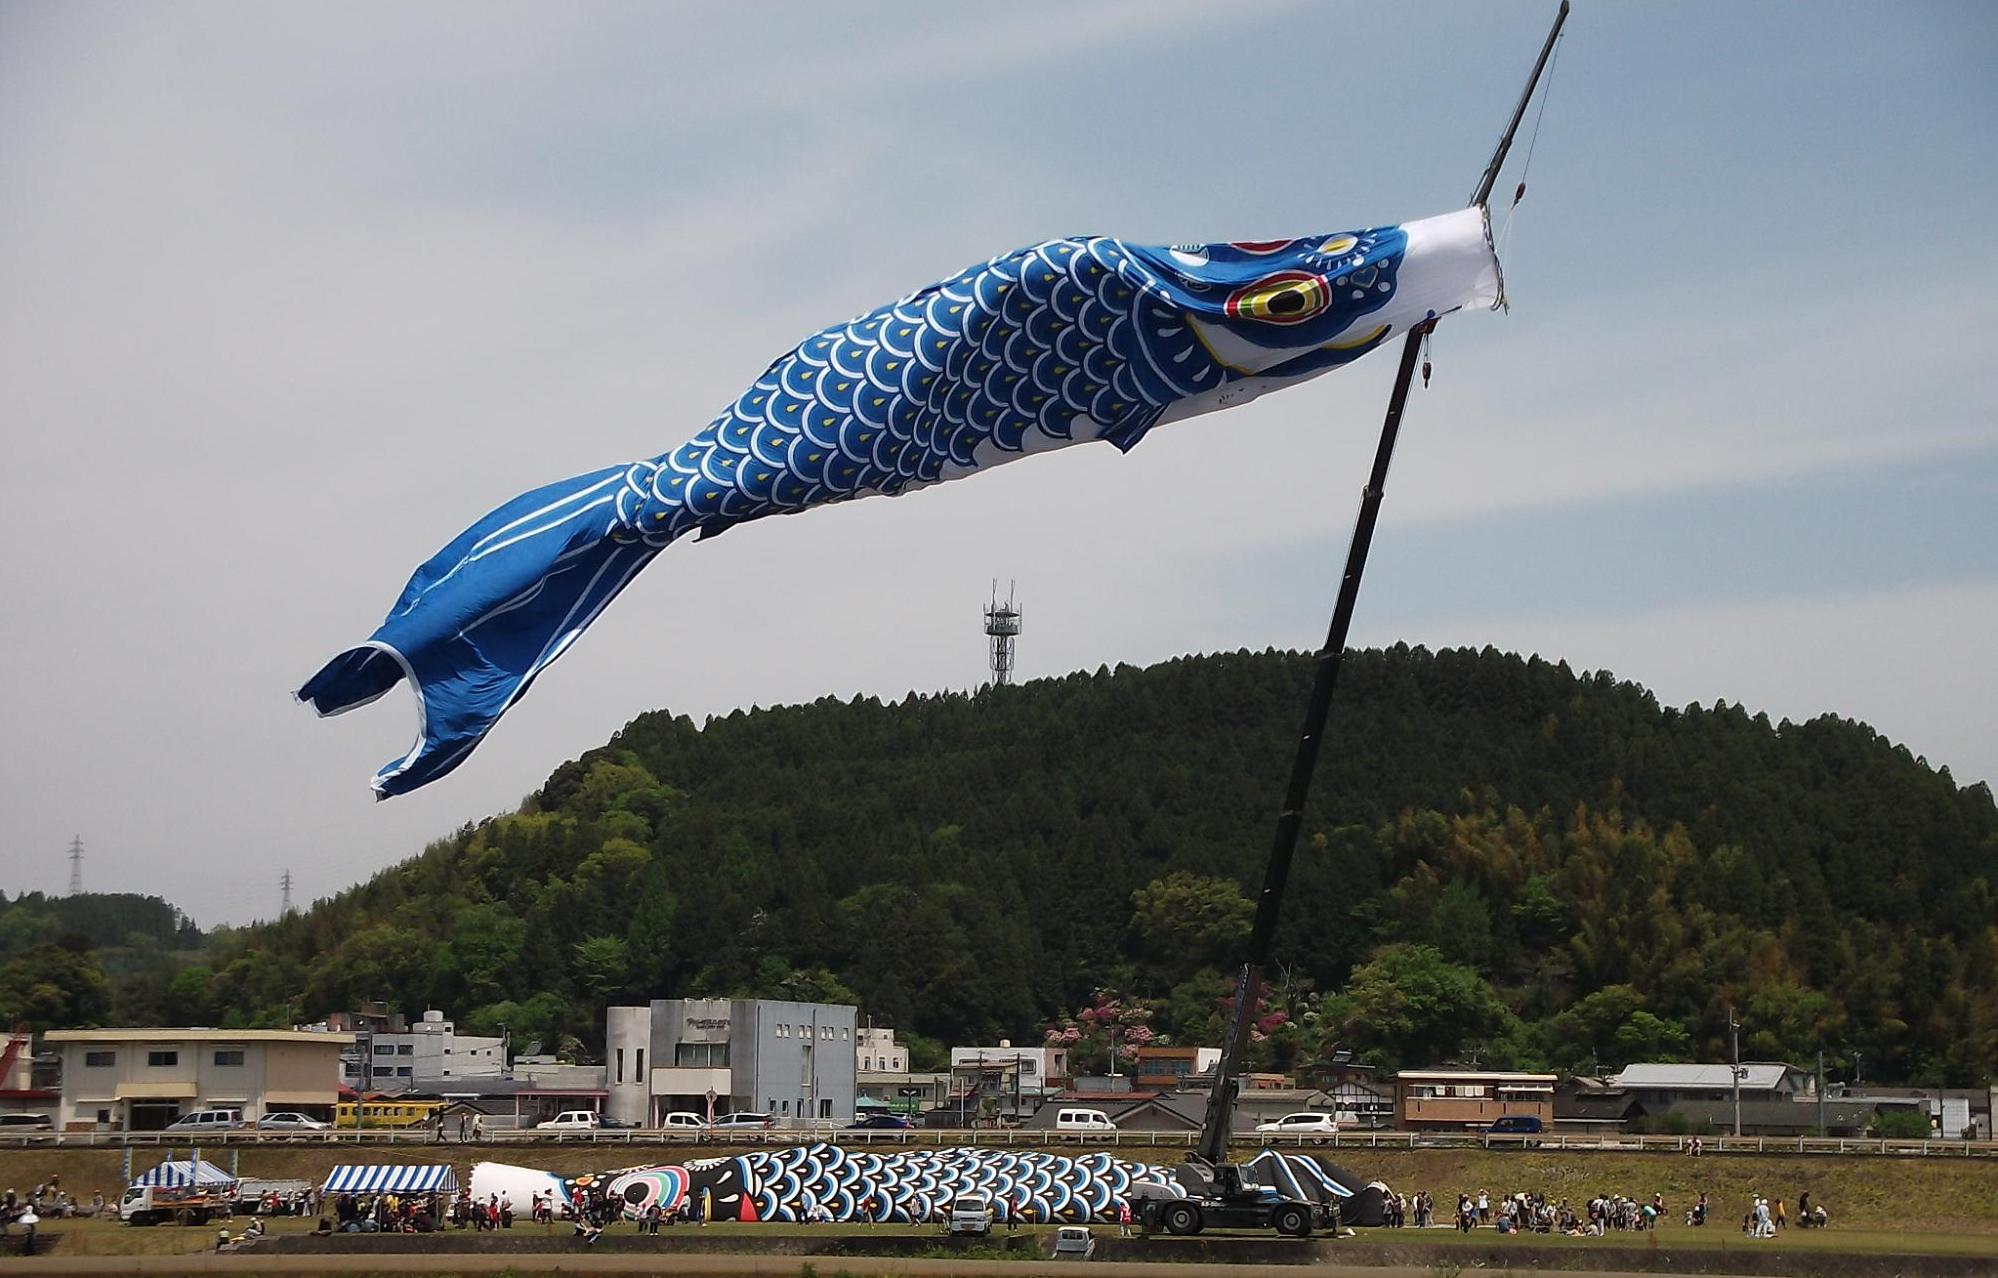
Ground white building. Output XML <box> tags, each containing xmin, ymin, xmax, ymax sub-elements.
<box><xmin>46</xmin><ymin>1028</ymin><xmax>350</xmax><ymax>1131</ymax></box>
<box><xmin>346</xmin><ymin>1010</ymin><xmax>505</xmax><ymax>1087</ymax></box>
<box><xmin>857</xmin><ymin>1027</ymin><xmax>908</xmax><ymax>1073</ymax></box>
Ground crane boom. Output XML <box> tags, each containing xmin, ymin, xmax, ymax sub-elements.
<box><xmin>1193</xmin><ymin>0</ymin><xmax>1571</xmax><ymax>1169</ymax></box>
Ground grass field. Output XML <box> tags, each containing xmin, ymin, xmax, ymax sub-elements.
<box><xmin>7</xmin><ymin>1142</ymin><xmax>1997</xmax><ymax>1245</ymax></box>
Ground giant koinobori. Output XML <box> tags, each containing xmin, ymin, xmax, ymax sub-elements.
<box><xmin>301</xmin><ymin>209</ymin><xmax>1501</xmax><ymax>796</ymax></box>
<box><xmin>468</xmin><ymin>1144</ymin><xmax>1360</xmax><ymax>1224</ymax></box>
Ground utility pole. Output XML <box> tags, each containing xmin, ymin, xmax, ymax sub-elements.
<box><xmin>67</xmin><ymin>835</ymin><xmax>84</xmax><ymax>895</ymax></box>
<box><xmin>1817</xmin><ymin>1050</ymin><xmax>1827</xmax><ymax>1137</ymax></box>
<box><xmin>1729</xmin><ymin>1007</ymin><xmax>1744</xmax><ymax>1138</ymax></box>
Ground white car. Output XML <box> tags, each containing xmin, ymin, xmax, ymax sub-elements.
<box><xmin>256</xmin><ymin>1112</ymin><xmax>329</xmax><ymax>1131</ymax></box>
<box><xmin>536</xmin><ymin>1110</ymin><xmax>602</xmax><ymax>1131</ymax></box>
<box><xmin>706</xmin><ymin>1112</ymin><xmax>775</xmax><ymax>1131</ymax></box>
<box><xmin>1255</xmin><ymin>1111</ymin><xmax>1340</xmax><ymax>1136</ymax></box>
<box><xmin>165</xmin><ymin>1108</ymin><xmax>244</xmax><ymax>1133</ymax></box>
<box><xmin>661</xmin><ymin>1111</ymin><xmax>708</xmax><ymax>1130</ymax></box>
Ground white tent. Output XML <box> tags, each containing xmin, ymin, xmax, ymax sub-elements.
<box><xmin>132</xmin><ymin>1159</ymin><xmax>235</xmax><ymax>1189</ymax></box>
<box><xmin>322</xmin><ymin>1164</ymin><xmax>460</xmax><ymax>1194</ymax></box>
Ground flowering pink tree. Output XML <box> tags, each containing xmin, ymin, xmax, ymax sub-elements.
<box><xmin>1043</xmin><ymin>989</ymin><xmax>1163</xmax><ymax>1074</ymax></box>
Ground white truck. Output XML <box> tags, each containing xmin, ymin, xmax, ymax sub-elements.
<box><xmin>119</xmin><ymin>1183</ymin><xmax>236</xmax><ymax>1227</ymax></box>
<box><xmin>948</xmin><ymin>1191</ymin><xmax>995</xmax><ymax>1236</ymax></box>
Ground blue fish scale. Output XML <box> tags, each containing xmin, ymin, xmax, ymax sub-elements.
<box><xmin>617</xmin><ymin>236</ymin><xmax>1211</xmax><ymax>548</ymax></box>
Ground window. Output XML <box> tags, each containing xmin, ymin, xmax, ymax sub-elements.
<box><xmin>147</xmin><ymin>1051</ymin><xmax>178</xmax><ymax>1067</ymax></box>
<box><xmin>780</xmin><ymin>1099</ymin><xmax>790</xmax><ymax>1115</ymax></box>
<box><xmin>84</xmin><ymin>1051</ymin><xmax>115</xmax><ymax>1068</ymax></box>
<box><xmin>213</xmin><ymin>1050</ymin><xmax>245</xmax><ymax>1067</ymax></box>
<box><xmin>775</xmin><ymin>1024</ymin><xmax>787</xmax><ymax>1038</ymax></box>
<box><xmin>397</xmin><ymin>1044</ymin><xmax>413</xmax><ymax>1056</ymax></box>
<box><xmin>841</xmin><ymin>1027</ymin><xmax>849</xmax><ymax>1041</ymax></box>
<box><xmin>373</xmin><ymin>1065</ymin><xmax>393</xmax><ymax>1076</ymax></box>
<box><xmin>1022</xmin><ymin>1060</ymin><xmax>1037</xmax><ymax>1075</ymax></box>
<box><xmin>616</xmin><ymin>1049</ymin><xmax>625</xmax><ymax>1084</ymax></box>
<box><xmin>396</xmin><ymin>1066</ymin><xmax>412</xmax><ymax>1077</ymax></box>
<box><xmin>820</xmin><ymin>1098</ymin><xmax>833</xmax><ymax>1118</ymax></box>
<box><xmin>635</xmin><ymin>1049</ymin><xmax>644</xmax><ymax>1076</ymax></box>
<box><xmin>675</xmin><ymin>1042</ymin><xmax>728</xmax><ymax>1068</ymax></box>
<box><xmin>375</xmin><ymin>1044</ymin><xmax>396</xmax><ymax>1056</ymax></box>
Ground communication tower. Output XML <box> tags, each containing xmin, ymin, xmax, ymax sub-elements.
<box><xmin>67</xmin><ymin>835</ymin><xmax>83</xmax><ymax>895</ymax></box>
<box><xmin>280</xmin><ymin>869</ymin><xmax>294</xmax><ymax>917</ymax></box>
<box><xmin>983</xmin><ymin>580</ymin><xmax>1022</xmax><ymax>687</ymax></box>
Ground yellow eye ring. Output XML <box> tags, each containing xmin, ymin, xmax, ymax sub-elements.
<box><xmin>1224</xmin><ymin>271</ymin><xmax>1331</xmax><ymax>325</ymax></box>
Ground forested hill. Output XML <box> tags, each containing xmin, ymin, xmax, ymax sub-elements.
<box><xmin>170</xmin><ymin>648</ymin><xmax>1998</xmax><ymax>1084</ymax></box>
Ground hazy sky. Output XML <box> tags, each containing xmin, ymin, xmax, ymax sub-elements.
<box><xmin>3</xmin><ymin>2</ymin><xmax>1994</xmax><ymax>926</ymax></box>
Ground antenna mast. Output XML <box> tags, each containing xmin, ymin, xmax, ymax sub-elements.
<box><xmin>67</xmin><ymin>835</ymin><xmax>84</xmax><ymax>895</ymax></box>
<box><xmin>984</xmin><ymin>580</ymin><xmax>1022</xmax><ymax>687</ymax></box>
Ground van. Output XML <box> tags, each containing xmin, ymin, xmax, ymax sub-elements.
<box><xmin>164</xmin><ymin>1109</ymin><xmax>243</xmax><ymax>1133</ymax></box>
<box><xmin>1054</xmin><ymin>1108</ymin><xmax>1116</xmax><ymax>1132</ymax></box>
<box><xmin>1487</xmin><ymin>1115</ymin><xmax>1543</xmax><ymax>1135</ymax></box>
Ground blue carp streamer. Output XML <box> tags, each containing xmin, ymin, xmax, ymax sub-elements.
<box><xmin>300</xmin><ymin>209</ymin><xmax>1499</xmax><ymax>796</ymax></box>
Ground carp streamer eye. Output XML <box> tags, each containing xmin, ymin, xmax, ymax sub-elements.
<box><xmin>1224</xmin><ymin>271</ymin><xmax>1332</xmax><ymax>324</ymax></box>
<box><xmin>1228</xmin><ymin>239</ymin><xmax>1294</xmax><ymax>254</ymax></box>
<box><xmin>1318</xmin><ymin>235</ymin><xmax>1359</xmax><ymax>256</ymax></box>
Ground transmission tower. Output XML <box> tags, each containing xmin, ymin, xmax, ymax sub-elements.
<box><xmin>67</xmin><ymin>835</ymin><xmax>83</xmax><ymax>895</ymax></box>
<box><xmin>280</xmin><ymin>870</ymin><xmax>294</xmax><ymax>917</ymax></box>
<box><xmin>983</xmin><ymin>581</ymin><xmax>1021</xmax><ymax>687</ymax></box>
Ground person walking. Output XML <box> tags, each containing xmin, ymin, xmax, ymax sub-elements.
<box><xmin>1117</xmin><ymin>1200</ymin><xmax>1133</xmax><ymax>1237</ymax></box>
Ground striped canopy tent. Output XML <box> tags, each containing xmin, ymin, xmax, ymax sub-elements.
<box><xmin>322</xmin><ymin>1164</ymin><xmax>459</xmax><ymax>1195</ymax></box>
<box><xmin>133</xmin><ymin>1159</ymin><xmax>235</xmax><ymax>1189</ymax></box>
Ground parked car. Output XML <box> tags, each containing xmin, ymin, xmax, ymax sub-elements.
<box><xmin>1254</xmin><ymin>1112</ymin><xmax>1340</xmax><ymax>1136</ymax></box>
<box><xmin>0</xmin><ymin>1114</ymin><xmax>54</xmax><ymax>1134</ymax></box>
<box><xmin>661</xmin><ymin>1111</ymin><xmax>708</xmax><ymax>1130</ymax></box>
<box><xmin>536</xmin><ymin>1110</ymin><xmax>601</xmax><ymax>1131</ymax></box>
<box><xmin>1487</xmin><ymin>1115</ymin><xmax>1544</xmax><ymax>1135</ymax></box>
<box><xmin>1053</xmin><ymin>1107</ymin><xmax>1116</xmax><ymax>1133</ymax></box>
<box><xmin>255</xmin><ymin>1112</ymin><xmax>328</xmax><ymax>1132</ymax></box>
<box><xmin>1053</xmin><ymin>1224</ymin><xmax>1097</xmax><ymax>1258</ymax></box>
<box><xmin>165</xmin><ymin>1109</ymin><xmax>243</xmax><ymax>1133</ymax></box>
<box><xmin>707</xmin><ymin>1112</ymin><xmax>775</xmax><ymax>1131</ymax></box>
<box><xmin>848</xmin><ymin>1113</ymin><xmax>913</xmax><ymax>1130</ymax></box>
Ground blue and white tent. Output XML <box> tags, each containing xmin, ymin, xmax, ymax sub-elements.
<box><xmin>133</xmin><ymin>1159</ymin><xmax>235</xmax><ymax>1189</ymax></box>
<box><xmin>322</xmin><ymin>1164</ymin><xmax>459</xmax><ymax>1195</ymax></box>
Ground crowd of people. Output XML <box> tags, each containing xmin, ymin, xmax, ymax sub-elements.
<box><xmin>1372</xmin><ymin>1185</ymin><xmax>1830</xmax><ymax>1239</ymax></box>
<box><xmin>1</xmin><ymin>1176</ymin><xmax>103</xmax><ymax>1222</ymax></box>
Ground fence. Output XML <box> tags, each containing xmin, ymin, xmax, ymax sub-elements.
<box><xmin>6</xmin><ymin>1126</ymin><xmax>1996</xmax><ymax>1158</ymax></box>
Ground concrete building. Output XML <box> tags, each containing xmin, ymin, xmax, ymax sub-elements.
<box><xmin>1132</xmin><ymin>1045</ymin><xmax>1220</xmax><ymax>1092</ymax></box>
<box><xmin>1395</xmin><ymin>1068</ymin><xmax>1557</xmax><ymax>1130</ymax></box>
<box><xmin>332</xmin><ymin>1010</ymin><xmax>506</xmax><ymax>1088</ymax></box>
<box><xmin>949</xmin><ymin>1043</ymin><xmax>1068</xmax><ymax>1124</ymax></box>
<box><xmin>857</xmin><ymin>1027</ymin><xmax>908</xmax><ymax>1073</ymax></box>
<box><xmin>604</xmin><ymin>997</ymin><xmax>857</xmax><ymax>1127</ymax></box>
<box><xmin>45</xmin><ymin>1029</ymin><xmax>351</xmax><ymax>1131</ymax></box>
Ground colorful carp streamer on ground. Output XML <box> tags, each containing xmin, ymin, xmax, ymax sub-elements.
<box><xmin>470</xmin><ymin>1144</ymin><xmax>1366</xmax><ymax>1225</ymax></box>
<box><xmin>300</xmin><ymin>208</ymin><xmax>1501</xmax><ymax>796</ymax></box>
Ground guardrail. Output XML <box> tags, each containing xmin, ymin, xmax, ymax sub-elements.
<box><xmin>6</xmin><ymin>1127</ymin><xmax>1997</xmax><ymax>1158</ymax></box>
